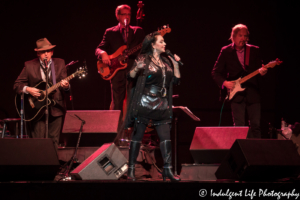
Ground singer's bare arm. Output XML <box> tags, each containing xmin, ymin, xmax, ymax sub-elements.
<box><xmin>130</xmin><ymin>57</ymin><xmax>146</xmax><ymax>78</ymax></box>
<box><xmin>169</xmin><ymin>54</ymin><xmax>181</xmax><ymax>78</ymax></box>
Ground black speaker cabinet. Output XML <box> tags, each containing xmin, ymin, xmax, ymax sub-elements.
<box><xmin>71</xmin><ymin>143</ymin><xmax>128</xmax><ymax>180</ymax></box>
<box><xmin>0</xmin><ymin>139</ymin><xmax>60</xmax><ymax>181</ymax></box>
<box><xmin>190</xmin><ymin>127</ymin><xmax>248</xmax><ymax>164</ymax></box>
<box><xmin>60</xmin><ymin>110</ymin><xmax>120</xmax><ymax>147</ymax></box>
<box><xmin>215</xmin><ymin>139</ymin><xmax>300</xmax><ymax>181</ymax></box>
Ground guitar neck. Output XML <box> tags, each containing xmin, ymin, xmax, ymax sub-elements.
<box><xmin>127</xmin><ymin>43</ymin><xmax>143</xmax><ymax>56</ymax></box>
<box><xmin>239</xmin><ymin>69</ymin><xmax>260</xmax><ymax>84</ymax></box>
<box><xmin>239</xmin><ymin>61</ymin><xmax>277</xmax><ymax>84</ymax></box>
<box><xmin>47</xmin><ymin>73</ymin><xmax>77</xmax><ymax>93</ymax></box>
<box><xmin>123</xmin><ymin>28</ymin><xmax>170</xmax><ymax>57</ymax></box>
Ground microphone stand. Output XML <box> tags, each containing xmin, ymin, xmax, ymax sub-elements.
<box><xmin>172</xmin><ymin>105</ymin><xmax>200</xmax><ymax>176</ymax></box>
<box><xmin>65</xmin><ymin>60</ymin><xmax>78</xmax><ymax>110</ymax></box>
<box><xmin>62</xmin><ymin>114</ymin><xmax>85</xmax><ymax>179</ymax></box>
<box><xmin>20</xmin><ymin>92</ymin><xmax>24</xmax><ymax>139</ymax></box>
<box><xmin>124</xmin><ymin>20</ymin><xmax>129</xmax><ymax>58</ymax></box>
<box><xmin>19</xmin><ymin>92</ymin><xmax>28</xmax><ymax>139</ymax></box>
<box><xmin>117</xmin><ymin>21</ymin><xmax>130</xmax><ymax>146</ymax></box>
<box><xmin>44</xmin><ymin>59</ymin><xmax>49</xmax><ymax>139</ymax></box>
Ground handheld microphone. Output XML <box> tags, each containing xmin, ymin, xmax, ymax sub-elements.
<box><xmin>124</xmin><ymin>19</ymin><xmax>127</xmax><ymax>26</ymax></box>
<box><xmin>165</xmin><ymin>49</ymin><xmax>184</xmax><ymax>66</ymax></box>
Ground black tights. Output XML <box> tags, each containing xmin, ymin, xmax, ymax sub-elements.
<box><xmin>131</xmin><ymin>123</ymin><xmax>170</xmax><ymax>142</ymax></box>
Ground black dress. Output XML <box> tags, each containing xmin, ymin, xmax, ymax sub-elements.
<box><xmin>124</xmin><ymin>54</ymin><xmax>180</xmax><ymax>129</ymax></box>
<box><xmin>137</xmin><ymin>58</ymin><xmax>174</xmax><ymax>125</ymax></box>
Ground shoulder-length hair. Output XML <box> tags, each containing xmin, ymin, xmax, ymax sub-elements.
<box><xmin>140</xmin><ymin>32</ymin><xmax>161</xmax><ymax>56</ymax></box>
<box><xmin>229</xmin><ymin>24</ymin><xmax>249</xmax><ymax>43</ymax></box>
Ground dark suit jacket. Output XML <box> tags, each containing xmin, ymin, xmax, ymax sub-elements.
<box><xmin>96</xmin><ymin>25</ymin><xmax>145</xmax><ymax>59</ymax></box>
<box><xmin>14</xmin><ymin>58</ymin><xmax>67</xmax><ymax>117</ymax></box>
<box><xmin>212</xmin><ymin>43</ymin><xmax>262</xmax><ymax>103</ymax></box>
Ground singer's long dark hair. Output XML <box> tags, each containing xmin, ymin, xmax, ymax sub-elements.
<box><xmin>140</xmin><ymin>31</ymin><xmax>161</xmax><ymax>56</ymax></box>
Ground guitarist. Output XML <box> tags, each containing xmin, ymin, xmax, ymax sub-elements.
<box><xmin>13</xmin><ymin>38</ymin><xmax>69</xmax><ymax>149</ymax></box>
<box><xmin>211</xmin><ymin>24</ymin><xmax>267</xmax><ymax>138</ymax></box>
<box><xmin>95</xmin><ymin>4</ymin><xmax>145</xmax><ymax>133</ymax></box>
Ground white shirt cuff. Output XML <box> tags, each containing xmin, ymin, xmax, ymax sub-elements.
<box><xmin>23</xmin><ymin>86</ymin><xmax>29</xmax><ymax>94</ymax></box>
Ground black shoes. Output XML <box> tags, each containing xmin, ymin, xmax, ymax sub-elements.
<box><xmin>127</xmin><ymin>140</ymin><xmax>141</xmax><ymax>181</ymax></box>
<box><xmin>160</xmin><ymin>140</ymin><xmax>181</xmax><ymax>182</ymax></box>
<box><xmin>127</xmin><ymin>140</ymin><xmax>180</xmax><ymax>182</ymax></box>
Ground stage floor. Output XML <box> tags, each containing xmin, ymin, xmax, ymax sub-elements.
<box><xmin>1</xmin><ymin>179</ymin><xmax>300</xmax><ymax>200</ymax></box>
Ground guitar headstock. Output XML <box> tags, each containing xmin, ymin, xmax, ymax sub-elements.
<box><xmin>157</xmin><ymin>24</ymin><xmax>171</xmax><ymax>37</ymax></box>
<box><xmin>76</xmin><ymin>66</ymin><xmax>88</xmax><ymax>79</ymax></box>
<box><xmin>275</xmin><ymin>58</ymin><xmax>283</xmax><ymax>65</ymax></box>
<box><xmin>265</xmin><ymin>58</ymin><xmax>283</xmax><ymax>69</ymax></box>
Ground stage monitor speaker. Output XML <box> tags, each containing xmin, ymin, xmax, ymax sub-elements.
<box><xmin>0</xmin><ymin>139</ymin><xmax>60</xmax><ymax>181</ymax></box>
<box><xmin>190</xmin><ymin>127</ymin><xmax>248</xmax><ymax>164</ymax></box>
<box><xmin>278</xmin><ymin>133</ymin><xmax>300</xmax><ymax>155</ymax></box>
<box><xmin>60</xmin><ymin>110</ymin><xmax>120</xmax><ymax>147</ymax></box>
<box><xmin>215</xmin><ymin>139</ymin><xmax>300</xmax><ymax>181</ymax></box>
<box><xmin>71</xmin><ymin>143</ymin><xmax>128</xmax><ymax>180</ymax></box>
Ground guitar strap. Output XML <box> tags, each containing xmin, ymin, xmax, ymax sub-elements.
<box><xmin>50</xmin><ymin>60</ymin><xmax>56</xmax><ymax>85</ymax></box>
<box><xmin>245</xmin><ymin>44</ymin><xmax>250</xmax><ymax>67</ymax></box>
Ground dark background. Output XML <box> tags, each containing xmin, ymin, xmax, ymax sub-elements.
<box><xmin>0</xmin><ymin>0</ymin><xmax>299</xmax><ymax>171</ymax></box>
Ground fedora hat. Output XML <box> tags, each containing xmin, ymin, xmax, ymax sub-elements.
<box><xmin>34</xmin><ymin>38</ymin><xmax>56</xmax><ymax>51</ymax></box>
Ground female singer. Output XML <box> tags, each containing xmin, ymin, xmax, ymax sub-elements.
<box><xmin>124</xmin><ymin>32</ymin><xmax>181</xmax><ymax>181</ymax></box>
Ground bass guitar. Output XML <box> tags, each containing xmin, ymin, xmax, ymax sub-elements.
<box><xmin>97</xmin><ymin>25</ymin><xmax>171</xmax><ymax>80</ymax></box>
<box><xmin>227</xmin><ymin>58</ymin><xmax>282</xmax><ymax>100</ymax></box>
<box><xmin>15</xmin><ymin>67</ymin><xmax>87</xmax><ymax>122</ymax></box>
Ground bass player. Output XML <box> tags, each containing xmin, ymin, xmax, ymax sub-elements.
<box><xmin>95</xmin><ymin>4</ymin><xmax>145</xmax><ymax>134</ymax></box>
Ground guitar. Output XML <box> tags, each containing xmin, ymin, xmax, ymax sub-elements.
<box><xmin>15</xmin><ymin>67</ymin><xmax>87</xmax><ymax>122</ymax></box>
<box><xmin>97</xmin><ymin>25</ymin><xmax>171</xmax><ymax>80</ymax></box>
<box><xmin>227</xmin><ymin>58</ymin><xmax>282</xmax><ymax>100</ymax></box>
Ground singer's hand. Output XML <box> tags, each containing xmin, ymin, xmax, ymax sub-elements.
<box><xmin>168</xmin><ymin>54</ymin><xmax>181</xmax><ymax>68</ymax></box>
<box><xmin>60</xmin><ymin>80</ymin><xmax>69</xmax><ymax>89</ymax></box>
<box><xmin>135</xmin><ymin>57</ymin><xmax>146</xmax><ymax>70</ymax></box>
<box><xmin>26</xmin><ymin>87</ymin><xmax>41</xmax><ymax>97</ymax></box>
<box><xmin>101</xmin><ymin>51</ymin><xmax>111</xmax><ymax>65</ymax></box>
